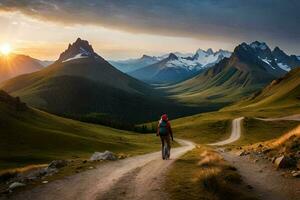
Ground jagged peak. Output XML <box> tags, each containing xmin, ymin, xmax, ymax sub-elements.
<box><xmin>57</xmin><ymin>38</ymin><xmax>98</xmax><ymax>62</ymax></box>
<box><xmin>167</xmin><ymin>53</ymin><xmax>178</xmax><ymax>60</ymax></box>
<box><xmin>206</xmin><ymin>48</ymin><xmax>214</xmax><ymax>54</ymax></box>
<box><xmin>250</xmin><ymin>41</ymin><xmax>269</xmax><ymax>50</ymax></box>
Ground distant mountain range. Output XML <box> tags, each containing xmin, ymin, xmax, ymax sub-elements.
<box><xmin>0</xmin><ymin>38</ymin><xmax>203</xmax><ymax>124</ymax></box>
<box><xmin>0</xmin><ymin>54</ymin><xmax>44</xmax><ymax>83</ymax></box>
<box><xmin>1</xmin><ymin>39</ymin><xmax>299</xmax><ymax>123</ymax></box>
<box><xmin>165</xmin><ymin>41</ymin><xmax>300</xmax><ymax>105</ymax></box>
<box><xmin>127</xmin><ymin>48</ymin><xmax>231</xmax><ymax>84</ymax></box>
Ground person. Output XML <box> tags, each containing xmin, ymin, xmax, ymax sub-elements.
<box><xmin>157</xmin><ymin>114</ymin><xmax>174</xmax><ymax>160</ymax></box>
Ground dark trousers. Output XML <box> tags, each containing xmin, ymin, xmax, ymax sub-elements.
<box><xmin>160</xmin><ymin>135</ymin><xmax>171</xmax><ymax>159</ymax></box>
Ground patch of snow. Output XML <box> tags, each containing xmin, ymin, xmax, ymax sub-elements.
<box><xmin>164</xmin><ymin>49</ymin><xmax>231</xmax><ymax>71</ymax></box>
<box><xmin>277</xmin><ymin>63</ymin><xmax>291</xmax><ymax>71</ymax></box>
<box><xmin>62</xmin><ymin>53</ymin><xmax>89</xmax><ymax>63</ymax></box>
<box><xmin>259</xmin><ymin>57</ymin><xmax>275</xmax><ymax>69</ymax></box>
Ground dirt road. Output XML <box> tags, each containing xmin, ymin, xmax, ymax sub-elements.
<box><xmin>218</xmin><ymin>115</ymin><xmax>300</xmax><ymax>200</ymax></box>
<box><xmin>209</xmin><ymin>117</ymin><xmax>244</xmax><ymax>146</ymax></box>
<box><xmin>5</xmin><ymin>139</ymin><xmax>194</xmax><ymax>200</ymax></box>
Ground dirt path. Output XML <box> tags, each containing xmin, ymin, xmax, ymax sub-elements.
<box><xmin>216</xmin><ymin>115</ymin><xmax>300</xmax><ymax>200</ymax></box>
<box><xmin>255</xmin><ymin>114</ymin><xmax>300</xmax><ymax>121</ymax></box>
<box><xmin>4</xmin><ymin>139</ymin><xmax>194</xmax><ymax>200</ymax></box>
<box><xmin>209</xmin><ymin>117</ymin><xmax>244</xmax><ymax>146</ymax></box>
<box><xmin>221</xmin><ymin>151</ymin><xmax>300</xmax><ymax>200</ymax></box>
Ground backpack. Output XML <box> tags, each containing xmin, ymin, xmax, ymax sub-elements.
<box><xmin>159</xmin><ymin>120</ymin><xmax>168</xmax><ymax>136</ymax></box>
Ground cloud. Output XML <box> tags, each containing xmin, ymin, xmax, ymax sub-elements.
<box><xmin>0</xmin><ymin>0</ymin><xmax>300</xmax><ymax>45</ymax></box>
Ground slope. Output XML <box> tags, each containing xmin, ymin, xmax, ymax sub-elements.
<box><xmin>0</xmin><ymin>54</ymin><xmax>43</xmax><ymax>83</ymax></box>
<box><xmin>227</xmin><ymin>67</ymin><xmax>300</xmax><ymax>111</ymax></box>
<box><xmin>0</xmin><ymin>90</ymin><xmax>160</xmax><ymax>170</ymax></box>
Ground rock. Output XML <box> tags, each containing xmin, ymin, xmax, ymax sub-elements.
<box><xmin>238</xmin><ymin>150</ymin><xmax>250</xmax><ymax>156</ymax></box>
<box><xmin>42</xmin><ymin>181</ymin><xmax>48</xmax><ymax>184</ymax></box>
<box><xmin>274</xmin><ymin>155</ymin><xmax>295</xmax><ymax>169</ymax></box>
<box><xmin>90</xmin><ymin>151</ymin><xmax>117</xmax><ymax>161</ymax></box>
<box><xmin>9</xmin><ymin>182</ymin><xmax>25</xmax><ymax>190</ymax></box>
<box><xmin>89</xmin><ymin>166</ymin><xmax>94</xmax><ymax>169</ymax></box>
<box><xmin>292</xmin><ymin>171</ymin><xmax>300</xmax><ymax>177</ymax></box>
<box><xmin>48</xmin><ymin>160</ymin><xmax>68</xmax><ymax>169</ymax></box>
<box><xmin>262</xmin><ymin>148</ymin><xmax>271</xmax><ymax>154</ymax></box>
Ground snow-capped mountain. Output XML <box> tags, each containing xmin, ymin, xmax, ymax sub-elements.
<box><xmin>57</xmin><ymin>38</ymin><xmax>101</xmax><ymax>63</ymax></box>
<box><xmin>240</xmin><ymin>41</ymin><xmax>300</xmax><ymax>73</ymax></box>
<box><xmin>128</xmin><ymin>48</ymin><xmax>231</xmax><ymax>84</ymax></box>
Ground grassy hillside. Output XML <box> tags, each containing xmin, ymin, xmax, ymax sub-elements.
<box><xmin>0</xmin><ymin>91</ymin><xmax>161</xmax><ymax>170</ymax></box>
<box><xmin>226</xmin><ymin>67</ymin><xmax>300</xmax><ymax>112</ymax></box>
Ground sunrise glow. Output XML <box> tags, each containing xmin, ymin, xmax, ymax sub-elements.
<box><xmin>0</xmin><ymin>43</ymin><xmax>12</xmax><ymax>55</ymax></box>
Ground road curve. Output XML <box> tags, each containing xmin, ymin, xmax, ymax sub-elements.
<box><xmin>209</xmin><ymin>117</ymin><xmax>244</xmax><ymax>146</ymax></box>
<box><xmin>7</xmin><ymin>139</ymin><xmax>195</xmax><ymax>200</ymax></box>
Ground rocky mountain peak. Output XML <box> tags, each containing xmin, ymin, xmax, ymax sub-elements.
<box><xmin>206</xmin><ymin>48</ymin><xmax>214</xmax><ymax>55</ymax></box>
<box><xmin>167</xmin><ymin>53</ymin><xmax>178</xmax><ymax>60</ymax></box>
<box><xmin>57</xmin><ymin>38</ymin><xmax>97</xmax><ymax>62</ymax></box>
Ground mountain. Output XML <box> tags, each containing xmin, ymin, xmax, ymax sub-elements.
<box><xmin>109</xmin><ymin>55</ymin><xmax>160</xmax><ymax>73</ymax></box>
<box><xmin>248</xmin><ymin>41</ymin><xmax>300</xmax><ymax>73</ymax></box>
<box><xmin>0</xmin><ymin>90</ymin><xmax>160</xmax><ymax>170</ymax></box>
<box><xmin>165</xmin><ymin>41</ymin><xmax>296</xmax><ymax>105</ymax></box>
<box><xmin>0</xmin><ymin>38</ymin><xmax>201</xmax><ymax>124</ymax></box>
<box><xmin>228</xmin><ymin>67</ymin><xmax>300</xmax><ymax>111</ymax></box>
<box><xmin>129</xmin><ymin>49</ymin><xmax>231</xmax><ymax>84</ymax></box>
<box><xmin>109</xmin><ymin>52</ymin><xmax>195</xmax><ymax>73</ymax></box>
<box><xmin>0</xmin><ymin>54</ymin><xmax>43</xmax><ymax>83</ymax></box>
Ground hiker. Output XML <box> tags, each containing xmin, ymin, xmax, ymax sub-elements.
<box><xmin>157</xmin><ymin>114</ymin><xmax>174</xmax><ymax>160</ymax></box>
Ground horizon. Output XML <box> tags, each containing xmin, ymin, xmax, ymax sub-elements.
<box><xmin>0</xmin><ymin>1</ymin><xmax>300</xmax><ymax>60</ymax></box>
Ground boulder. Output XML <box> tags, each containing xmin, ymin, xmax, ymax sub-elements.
<box><xmin>90</xmin><ymin>151</ymin><xmax>117</xmax><ymax>161</ymax></box>
<box><xmin>292</xmin><ymin>171</ymin><xmax>300</xmax><ymax>177</ymax></box>
<box><xmin>48</xmin><ymin>160</ymin><xmax>68</xmax><ymax>169</ymax></box>
<box><xmin>274</xmin><ymin>155</ymin><xmax>295</xmax><ymax>169</ymax></box>
<box><xmin>238</xmin><ymin>150</ymin><xmax>250</xmax><ymax>156</ymax></box>
<box><xmin>9</xmin><ymin>182</ymin><xmax>25</xmax><ymax>190</ymax></box>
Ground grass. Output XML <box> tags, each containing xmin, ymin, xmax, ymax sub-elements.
<box><xmin>165</xmin><ymin>146</ymin><xmax>258</xmax><ymax>200</ymax></box>
<box><xmin>0</xmin><ymin>101</ymin><xmax>161</xmax><ymax>171</ymax></box>
<box><xmin>232</xmin><ymin>118</ymin><xmax>299</xmax><ymax>146</ymax></box>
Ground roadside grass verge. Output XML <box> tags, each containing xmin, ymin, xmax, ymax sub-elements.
<box><xmin>165</xmin><ymin>146</ymin><xmax>258</xmax><ymax>200</ymax></box>
<box><xmin>231</xmin><ymin>118</ymin><xmax>299</xmax><ymax>146</ymax></box>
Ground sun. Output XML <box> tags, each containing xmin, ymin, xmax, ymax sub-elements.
<box><xmin>0</xmin><ymin>43</ymin><xmax>12</xmax><ymax>55</ymax></box>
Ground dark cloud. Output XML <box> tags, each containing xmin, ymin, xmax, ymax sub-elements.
<box><xmin>0</xmin><ymin>0</ymin><xmax>300</xmax><ymax>52</ymax></box>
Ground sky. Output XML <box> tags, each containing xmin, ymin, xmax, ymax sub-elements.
<box><xmin>0</xmin><ymin>0</ymin><xmax>299</xmax><ymax>60</ymax></box>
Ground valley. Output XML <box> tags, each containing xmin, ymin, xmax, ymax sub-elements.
<box><xmin>0</xmin><ymin>39</ymin><xmax>299</xmax><ymax>200</ymax></box>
